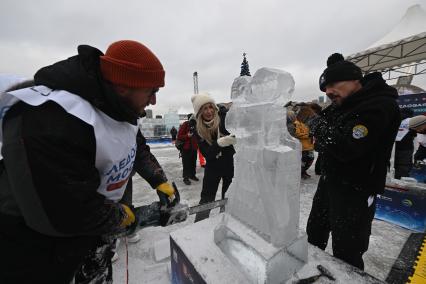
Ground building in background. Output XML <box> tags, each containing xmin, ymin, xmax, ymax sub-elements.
<box><xmin>164</xmin><ymin>111</ymin><xmax>180</xmax><ymax>133</ymax></box>
<box><xmin>139</xmin><ymin>110</ymin><xmax>189</xmax><ymax>138</ymax></box>
<box><xmin>178</xmin><ymin>114</ymin><xmax>188</xmax><ymax>120</ymax></box>
<box><xmin>139</xmin><ymin>117</ymin><xmax>167</xmax><ymax>137</ymax></box>
<box><xmin>145</xmin><ymin>109</ymin><xmax>153</xmax><ymax>118</ymax></box>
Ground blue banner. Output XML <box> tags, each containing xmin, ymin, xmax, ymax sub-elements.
<box><xmin>170</xmin><ymin>237</ymin><xmax>206</xmax><ymax>284</ymax></box>
<box><xmin>397</xmin><ymin>92</ymin><xmax>426</xmax><ymax>115</ymax></box>
<box><xmin>375</xmin><ymin>185</ymin><xmax>426</xmax><ymax>232</ymax></box>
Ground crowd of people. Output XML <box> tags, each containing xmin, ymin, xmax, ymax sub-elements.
<box><xmin>0</xmin><ymin>39</ymin><xmax>418</xmax><ymax>282</ymax></box>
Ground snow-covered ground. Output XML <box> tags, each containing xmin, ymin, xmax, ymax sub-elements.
<box><xmin>113</xmin><ymin>145</ymin><xmax>411</xmax><ymax>283</ymax></box>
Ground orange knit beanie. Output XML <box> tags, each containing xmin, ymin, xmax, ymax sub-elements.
<box><xmin>100</xmin><ymin>40</ymin><xmax>165</xmax><ymax>88</ymax></box>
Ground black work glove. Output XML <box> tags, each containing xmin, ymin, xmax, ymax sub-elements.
<box><xmin>157</xmin><ymin>191</ymin><xmax>170</xmax><ymax>206</ymax></box>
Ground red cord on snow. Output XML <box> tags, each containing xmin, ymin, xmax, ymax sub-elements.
<box><xmin>125</xmin><ymin>237</ymin><xmax>129</xmax><ymax>284</ymax></box>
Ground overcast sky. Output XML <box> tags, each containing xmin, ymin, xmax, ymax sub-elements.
<box><xmin>1</xmin><ymin>0</ymin><xmax>425</xmax><ymax>115</ymax></box>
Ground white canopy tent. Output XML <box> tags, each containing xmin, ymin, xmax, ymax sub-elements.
<box><xmin>347</xmin><ymin>4</ymin><xmax>426</xmax><ymax>80</ymax></box>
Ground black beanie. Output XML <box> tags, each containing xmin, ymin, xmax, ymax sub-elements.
<box><xmin>319</xmin><ymin>53</ymin><xmax>363</xmax><ymax>92</ymax></box>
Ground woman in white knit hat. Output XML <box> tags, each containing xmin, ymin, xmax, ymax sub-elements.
<box><xmin>191</xmin><ymin>92</ymin><xmax>236</xmax><ymax>222</ymax></box>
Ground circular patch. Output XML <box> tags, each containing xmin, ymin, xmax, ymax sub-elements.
<box><xmin>352</xmin><ymin>125</ymin><xmax>368</xmax><ymax>139</ymax></box>
<box><xmin>402</xmin><ymin>199</ymin><xmax>413</xmax><ymax>207</ymax></box>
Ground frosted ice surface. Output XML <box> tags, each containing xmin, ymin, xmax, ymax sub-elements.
<box><xmin>230</xmin><ymin>75</ymin><xmax>252</xmax><ymax>101</ymax></box>
<box><xmin>249</xmin><ymin>68</ymin><xmax>295</xmax><ymax>104</ymax></box>
<box><xmin>214</xmin><ymin>215</ymin><xmax>307</xmax><ymax>283</ymax></box>
<box><xmin>154</xmin><ymin>238</ymin><xmax>171</xmax><ymax>262</ymax></box>
<box><xmin>228</xmin><ymin>147</ymin><xmax>301</xmax><ymax>247</ymax></box>
<box><xmin>226</xmin><ymin>67</ymin><xmax>297</xmax><ymax>148</ymax></box>
<box><xmin>214</xmin><ymin>221</ymin><xmax>267</xmax><ymax>283</ymax></box>
<box><xmin>226</xmin><ymin>68</ymin><xmax>302</xmax><ymax>247</ymax></box>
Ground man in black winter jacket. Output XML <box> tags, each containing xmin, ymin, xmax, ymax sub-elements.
<box><xmin>307</xmin><ymin>53</ymin><xmax>400</xmax><ymax>270</ymax></box>
<box><xmin>0</xmin><ymin>40</ymin><xmax>176</xmax><ymax>283</ymax></box>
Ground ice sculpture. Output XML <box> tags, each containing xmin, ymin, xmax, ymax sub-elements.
<box><xmin>226</xmin><ymin>67</ymin><xmax>301</xmax><ymax>247</ymax></box>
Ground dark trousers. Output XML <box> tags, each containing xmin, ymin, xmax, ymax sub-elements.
<box><xmin>414</xmin><ymin>144</ymin><xmax>426</xmax><ymax>162</ymax></box>
<box><xmin>194</xmin><ymin>167</ymin><xmax>233</xmax><ymax>222</ymax></box>
<box><xmin>314</xmin><ymin>152</ymin><xmax>322</xmax><ymax>175</ymax></box>
<box><xmin>301</xmin><ymin>150</ymin><xmax>314</xmax><ymax>174</ymax></box>
<box><xmin>181</xmin><ymin>149</ymin><xmax>197</xmax><ymax>179</ymax></box>
<box><xmin>394</xmin><ymin>149</ymin><xmax>413</xmax><ymax>179</ymax></box>
<box><xmin>306</xmin><ymin>176</ymin><xmax>376</xmax><ymax>270</ymax></box>
<box><xmin>0</xmin><ymin>213</ymin><xmax>98</xmax><ymax>284</ymax></box>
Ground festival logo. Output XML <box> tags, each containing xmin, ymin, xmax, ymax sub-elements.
<box><xmin>105</xmin><ymin>143</ymin><xmax>137</xmax><ymax>191</ymax></box>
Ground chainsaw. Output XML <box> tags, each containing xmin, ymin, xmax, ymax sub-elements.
<box><xmin>110</xmin><ymin>182</ymin><xmax>228</xmax><ymax>239</ymax></box>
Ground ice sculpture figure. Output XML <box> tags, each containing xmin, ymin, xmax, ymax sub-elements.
<box><xmin>226</xmin><ymin>67</ymin><xmax>301</xmax><ymax>247</ymax></box>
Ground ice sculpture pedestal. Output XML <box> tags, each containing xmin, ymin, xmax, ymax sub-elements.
<box><xmin>170</xmin><ymin>214</ymin><xmax>307</xmax><ymax>284</ymax></box>
<box><xmin>214</xmin><ymin>214</ymin><xmax>307</xmax><ymax>283</ymax></box>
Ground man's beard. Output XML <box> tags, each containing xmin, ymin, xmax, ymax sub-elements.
<box><xmin>118</xmin><ymin>95</ymin><xmax>144</xmax><ymax>117</ymax></box>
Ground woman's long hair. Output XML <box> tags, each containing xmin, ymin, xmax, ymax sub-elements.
<box><xmin>195</xmin><ymin>103</ymin><xmax>220</xmax><ymax>145</ymax></box>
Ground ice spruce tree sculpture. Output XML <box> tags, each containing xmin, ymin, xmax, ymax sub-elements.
<box><xmin>213</xmin><ymin>67</ymin><xmax>307</xmax><ymax>283</ymax></box>
<box><xmin>240</xmin><ymin>52</ymin><xmax>251</xmax><ymax>77</ymax></box>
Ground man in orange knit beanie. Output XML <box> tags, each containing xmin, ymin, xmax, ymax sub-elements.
<box><xmin>0</xmin><ymin>40</ymin><xmax>175</xmax><ymax>283</ymax></box>
<box><xmin>100</xmin><ymin>40</ymin><xmax>165</xmax><ymax>116</ymax></box>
